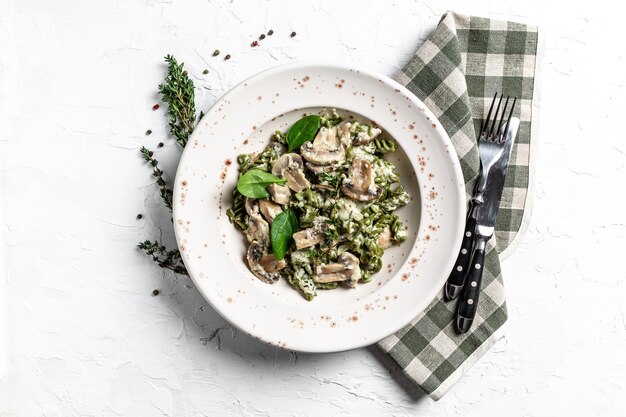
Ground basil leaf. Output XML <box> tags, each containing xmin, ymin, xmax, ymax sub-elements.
<box><xmin>271</xmin><ymin>209</ymin><xmax>299</xmax><ymax>260</ymax></box>
<box><xmin>237</xmin><ymin>169</ymin><xmax>287</xmax><ymax>198</ymax></box>
<box><xmin>286</xmin><ymin>115</ymin><xmax>321</xmax><ymax>151</ymax></box>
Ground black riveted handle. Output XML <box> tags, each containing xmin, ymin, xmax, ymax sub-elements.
<box><xmin>456</xmin><ymin>244</ymin><xmax>486</xmax><ymax>333</ymax></box>
<box><xmin>444</xmin><ymin>216</ymin><xmax>476</xmax><ymax>301</ymax></box>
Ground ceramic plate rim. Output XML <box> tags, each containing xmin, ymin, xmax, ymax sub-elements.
<box><xmin>173</xmin><ymin>60</ymin><xmax>465</xmax><ymax>353</ymax></box>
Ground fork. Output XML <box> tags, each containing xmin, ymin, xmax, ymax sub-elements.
<box><xmin>444</xmin><ymin>93</ymin><xmax>516</xmax><ymax>301</ymax></box>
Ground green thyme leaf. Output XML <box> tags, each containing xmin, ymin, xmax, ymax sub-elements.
<box><xmin>158</xmin><ymin>54</ymin><xmax>197</xmax><ymax>148</ymax></box>
<box><xmin>286</xmin><ymin>115</ymin><xmax>321</xmax><ymax>151</ymax></box>
<box><xmin>138</xmin><ymin>240</ymin><xmax>188</xmax><ymax>275</ymax></box>
<box><xmin>140</xmin><ymin>146</ymin><xmax>173</xmax><ymax>211</ymax></box>
<box><xmin>236</xmin><ymin>169</ymin><xmax>287</xmax><ymax>198</ymax></box>
<box><xmin>270</xmin><ymin>209</ymin><xmax>299</xmax><ymax>260</ymax></box>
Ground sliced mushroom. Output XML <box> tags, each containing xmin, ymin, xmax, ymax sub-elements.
<box><xmin>283</xmin><ymin>169</ymin><xmax>310</xmax><ymax>192</ymax></box>
<box><xmin>352</xmin><ymin>123</ymin><xmax>382</xmax><ymax>145</ymax></box>
<box><xmin>336</xmin><ymin>121</ymin><xmax>353</xmax><ymax>148</ymax></box>
<box><xmin>314</xmin><ymin>252</ymin><xmax>361</xmax><ymax>288</ymax></box>
<box><xmin>259</xmin><ymin>254</ymin><xmax>287</xmax><ymax>272</ymax></box>
<box><xmin>341</xmin><ymin>158</ymin><xmax>382</xmax><ymax>201</ymax></box>
<box><xmin>244</xmin><ymin>199</ymin><xmax>269</xmax><ymax>245</ymax></box>
<box><xmin>258</xmin><ymin>199</ymin><xmax>283</xmax><ymax>224</ymax></box>
<box><xmin>244</xmin><ymin>198</ymin><xmax>260</xmax><ymax>216</ymax></box>
<box><xmin>377</xmin><ymin>226</ymin><xmax>392</xmax><ymax>249</ymax></box>
<box><xmin>306</xmin><ymin>162</ymin><xmax>342</xmax><ymax>175</ymax></box>
<box><xmin>247</xmin><ymin>241</ymin><xmax>284</xmax><ymax>283</ymax></box>
<box><xmin>272</xmin><ymin>152</ymin><xmax>304</xmax><ymax>175</ymax></box>
<box><xmin>315</xmin><ymin>263</ymin><xmax>347</xmax><ymax>283</ymax></box>
<box><xmin>293</xmin><ymin>227</ymin><xmax>324</xmax><ymax>250</ymax></box>
<box><xmin>301</xmin><ymin>126</ymin><xmax>346</xmax><ymax>165</ymax></box>
<box><xmin>272</xmin><ymin>153</ymin><xmax>311</xmax><ymax>192</ymax></box>
<box><xmin>267</xmin><ymin>183</ymin><xmax>291</xmax><ymax>205</ymax></box>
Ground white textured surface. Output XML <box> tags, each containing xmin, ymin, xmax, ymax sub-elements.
<box><xmin>1</xmin><ymin>0</ymin><xmax>625</xmax><ymax>416</ymax></box>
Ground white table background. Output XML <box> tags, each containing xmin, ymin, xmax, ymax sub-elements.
<box><xmin>1</xmin><ymin>0</ymin><xmax>625</xmax><ymax>415</ymax></box>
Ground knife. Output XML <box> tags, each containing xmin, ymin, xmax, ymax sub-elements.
<box><xmin>456</xmin><ymin>117</ymin><xmax>520</xmax><ymax>333</ymax></box>
<box><xmin>444</xmin><ymin>202</ymin><xmax>478</xmax><ymax>301</ymax></box>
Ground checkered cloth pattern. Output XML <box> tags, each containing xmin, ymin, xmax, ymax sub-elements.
<box><xmin>378</xmin><ymin>12</ymin><xmax>538</xmax><ymax>399</ymax></box>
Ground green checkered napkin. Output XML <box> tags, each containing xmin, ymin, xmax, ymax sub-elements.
<box><xmin>378</xmin><ymin>12</ymin><xmax>538</xmax><ymax>399</ymax></box>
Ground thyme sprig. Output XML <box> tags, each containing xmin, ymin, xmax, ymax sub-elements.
<box><xmin>140</xmin><ymin>146</ymin><xmax>173</xmax><ymax>211</ymax></box>
<box><xmin>139</xmin><ymin>55</ymin><xmax>201</xmax><ymax>276</ymax></box>
<box><xmin>158</xmin><ymin>54</ymin><xmax>196</xmax><ymax>147</ymax></box>
<box><xmin>138</xmin><ymin>240</ymin><xmax>188</xmax><ymax>275</ymax></box>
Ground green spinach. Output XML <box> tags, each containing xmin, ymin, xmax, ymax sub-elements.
<box><xmin>286</xmin><ymin>115</ymin><xmax>321</xmax><ymax>151</ymax></box>
<box><xmin>270</xmin><ymin>209</ymin><xmax>299</xmax><ymax>260</ymax></box>
<box><xmin>236</xmin><ymin>169</ymin><xmax>286</xmax><ymax>198</ymax></box>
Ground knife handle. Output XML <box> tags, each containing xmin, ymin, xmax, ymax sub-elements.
<box><xmin>456</xmin><ymin>239</ymin><xmax>486</xmax><ymax>333</ymax></box>
<box><xmin>444</xmin><ymin>216</ymin><xmax>476</xmax><ymax>301</ymax></box>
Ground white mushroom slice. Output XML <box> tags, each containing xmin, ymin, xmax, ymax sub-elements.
<box><xmin>306</xmin><ymin>162</ymin><xmax>342</xmax><ymax>175</ymax></box>
<box><xmin>341</xmin><ymin>159</ymin><xmax>382</xmax><ymax>201</ymax></box>
<box><xmin>352</xmin><ymin>124</ymin><xmax>382</xmax><ymax>145</ymax></box>
<box><xmin>267</xmin><ymin>183</ymin><xmax>291</xmax><ymax>205</ymax></box>
<box><xmin>247</xmin><ymin>242</ymin><xmax>283</xmax><ymax>283</ymax></box>
<box><xmin>258</xmin><ymin>200</ymin><xmax>283</xmax><ymax>224</ymax></box>
<box><xmin>314</xmin><ymin>252</ymin><xmax>361</xmax><ymax>287</ymax></box>
<box><xmin>245</xmin><ymin>214</ymin><xmax>269</xmax><ymax>244</ymax></box>
<box><xmin>244</xmin><ymin>198</ymin><xmax>260</xmax><ymax>217</ymax></box>
<box><xmin>272</xmin><ymin>152</ymin><xmax>304</xmax><ymax>175</ymax></box>
<box><xmin>259</xmin><ymin>254</ymin><xmax>287</xmax><ymax>272</ymax></box>
<box><xmin>301</xmin><ymin>126</ymin><xmax>346</xmax><ymax>165</ymax></box>
<box><xmin>336</xmin><ymin>121</ymin><xmax>353</xmax><ymax>147</ymax></box>
<box><xmin>272</xmin><ymin>153</ymin><xmax>311</xmax><ymax>192</ymax></box>
<box><xmin>378</xmin><ymin>226</ymin><xmax>392</xmax><ymax>249</ymax></box>
<box><xmin>244</xmin><ymin>199</ymin><xmax>269</xmax><ymax>244</ymax></box>
<box><xmin>283</xmin><ymin>169</ymin><xmax>310</xmax><ymax>192</ymax></box>
<box><xmin>293</xmin><ymin>227</ymin><xmax>324</xmax><ymax>250</ymax></box>
<box><xmin>315</xmin><ymin>263</ymin><xmax>348</xmax><ymax>283</ymax></box>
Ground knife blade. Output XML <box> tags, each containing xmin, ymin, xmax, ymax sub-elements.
<box><xmin>456</xmin><ymin>117</ymin><xmax>520</xmax><ymax>333</ymax></box>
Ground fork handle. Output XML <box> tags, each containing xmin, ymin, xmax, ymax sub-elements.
<box><xmin>456</xmin><ymin>238</ymin><xmax>487</xmax><ymax>333</ymax></box>
<box><xmin>444</xmin><ymin>216</ymin><xmax>476</xmax><ymax>301</ymax></box>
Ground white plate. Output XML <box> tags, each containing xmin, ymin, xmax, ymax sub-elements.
<box><xmin>173</xmin><ymin>61</ymin><xmax>465</xmax><ymax>353</ymax></box>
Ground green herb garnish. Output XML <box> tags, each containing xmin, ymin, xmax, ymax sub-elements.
<box><xmin>138</xmin><ymin>240</ymin><xmax>188</xmax><ymax>275</ymax></box>
<box><xmin>140</xmin><ymin>146</ymin><xmax>173</xmax><ymax>210</ymax></box>
<box><xmin>158</xmin><ymin>54</ymin><xmax>196</xmax><ymax>147</ymax></box>
<box><xmin>138</xmin><ymin>54</ymin><xmax>198</xmax><ymax>275</ymax></box>
<box><xmin>270</xmin><ymin>209</ymin><xmax>299</xmax><ymax>260</ymax></box>
<box><xmin>236</xmin><ymin>169</ymin><xmax>287</xmax><ymax>198</ymax></box>
<box><xmin>286</xmin><ymin>115</ymin><xmax>320</xmax><ymax>151</ymax></box>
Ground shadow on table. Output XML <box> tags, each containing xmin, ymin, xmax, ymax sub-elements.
<box><xmin>154</xmin><ymin>270</ymin><xmax>426</xmax><ymax>403</ymax></box>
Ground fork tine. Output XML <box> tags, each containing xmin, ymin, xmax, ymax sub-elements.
<box><xmin>495</xmin><ymin>96</ymin><xmax>510</xmax><ymax>139</ymax></box>
<box><xmin>503</xmin><ymin>97</ymin><xmax>517</xmax><ymax>140</ymax></box>
<box><xmin>480</xmin><ymin>92</ymin><xmax>498</xmax><ymax>138</ymax></box>
<box><xmin>487</xmin><ymin>94</ymin><xmax>504</xmax><ymax>139</ymax></box>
